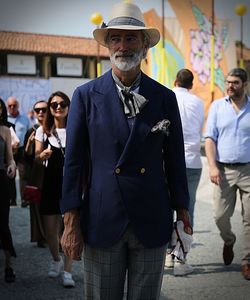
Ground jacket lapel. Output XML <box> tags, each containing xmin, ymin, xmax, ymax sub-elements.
<box><xmin>92</xmin><ymin>71</ymin><xmax>130</xmax><ymax>148</ymax></box>
<box><xmin>117</xmin><ymin>73</ymin><xmax>161</xmax><ymax>166</ymax></box>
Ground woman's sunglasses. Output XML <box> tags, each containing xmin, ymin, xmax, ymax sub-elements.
<box><xmin>50</xmin><ymin>101</ymin><xmax>68</xmax><ymax>110</ymax></box>
<box><xmin>34</xmin><ymin>107</ymin><xmax>47</xmax><ymax>114</ymax></box>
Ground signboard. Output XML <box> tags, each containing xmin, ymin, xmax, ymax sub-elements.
<box><xmin>57</xmin><ymin>57</ymin><xmax>82</xmax><ymax>76</ymax></box>
<box><xmin>7</xmin><ymin>54</ymin><xmax>36</xmax><ymax>75</ymax></box>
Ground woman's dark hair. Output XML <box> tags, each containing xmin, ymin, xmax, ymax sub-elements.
<box><xmin>0</xmin><ymin>98</ymin><xmax>8</xmax><ymax>125</ymax></box>
<box><xmin>43</xmin><ymin>91</ymin><xmax>70</xmax><ymax>136</ymax></box>
<box><xmin>33</xmin><ymin>100</ymin><xmax>47</xmax><ymax>110</ymax></box>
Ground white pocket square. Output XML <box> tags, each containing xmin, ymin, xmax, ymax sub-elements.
<box><xmin>151</xmin><ymin>119</ymin><xmax>171</xmax><ymax>136</ymax></box>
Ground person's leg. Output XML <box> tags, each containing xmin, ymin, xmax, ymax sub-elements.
<box><xmin>127</xmin><ymin>227</ymin><xmax>166</xmax><ymax>300</ymax></box>
<box><xmin>62</xmin><ymin>256</ymin><xmax>75</xmax><ymax>287</ymax></box>
<box><xmin>43</xmin><ymin>215</ymin><xmax>62</xmax><ymax>260</ymax></box>
<box><xmin>0</xmin><ymin>171</ymin><xmax>16</xmax><ymax>282</ymax></box>
<box><xmin>64</xmin><ymin>256</ymin><xmax>73</xmax><ymax>273</ymax></box>
<box><xmin>1</xmin><ymin>219</ymin><xmax>16</xmax><ymax>283</ymax></box>
<box><xmin>186</xmin><ymin>168</ymin><xmax>202</xmax><ymax>228</ymax></box>
<box><xmin>4</xmin><ymin>250</ymin><xmax>16</xmax><ymax>283</ymax></box>
<box><xmin>8</xmin><ymin>177</ymin><xmax>16</xmax><ymax>206</ymax></box>
<box><xmin>213</xmin><ymin>166</ymin><xmax>237</xmax><ymax>246</ymax></box>
<box><xmin>4</xmin><ymin>250</ymin><xmax>12</xmax><ymax>268</ymax></box>
<box><xmin>43</xmin><ymin>214</ymin><xmax>64</xmax><ymax>277</ymax></box>
<box><xmin>30</xmin><ymin>202</ymin><xmax>46</xmax><ymax>246</ymax></box>
<box><xmin>237</xmin><ymin>164</ymin><xmax>250</xmax><ymax>265</ymax></box>
<box><xmin>83</xmin><ymin>234</ymin><xmax>127</xmax><ymax>300</ymax></box>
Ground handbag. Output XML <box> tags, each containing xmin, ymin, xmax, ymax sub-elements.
<box><xmin>23</xmin><ymin>185</ymin><xmax>41</xmax><ymax>203</ymax></box>
<box><xmin>23</xmin><ymin>160</ymin><xmax>45</xmax><ymax>203</ymax></box>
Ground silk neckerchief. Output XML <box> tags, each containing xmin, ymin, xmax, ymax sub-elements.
<box><xmin>112</xmin><ymin>71</ymin><xmax>148</xmax><ymax>118</ymax></box>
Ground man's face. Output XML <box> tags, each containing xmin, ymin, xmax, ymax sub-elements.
<box><xmin>107</xmin><ymin>29</ymin><xmax>148</xmax><ymax>72</ymax></box>
<box><xmin>7</xmin><ymin>97</ymin><xmax>19</xmax><ymax>117</ymax></box>
<box><xmin>225</xmin><ymin>75</ymin><xmax>247</xmax><ymax>100</ymax></box>
<box><xmin>33</xmin><ymin>102</ymin><xmax>47</xmax><ymax>124</ymax></box>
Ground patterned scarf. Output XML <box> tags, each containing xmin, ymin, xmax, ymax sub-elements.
<box><xmin>112</xmin><ymin>71</ymin><xmax>148</xmax><ymax>118</ymax></box>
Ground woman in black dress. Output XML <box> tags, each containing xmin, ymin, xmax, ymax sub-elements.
<box><xmin>0</xmin><ymin>98</ymin><xmax>16</xmax><ymax>283</ymax></box>
<box><xmin>35</xmin><ymin>91</ymin><xmax>75</xmax><ymax>288</ymax></box>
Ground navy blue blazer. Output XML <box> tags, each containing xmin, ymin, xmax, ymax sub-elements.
<box><xmin>61</xmin><ymin>70</ymin><xmax>189</xmax><ymax>248</ymax></box>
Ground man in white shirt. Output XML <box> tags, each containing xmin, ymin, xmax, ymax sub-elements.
<box><xmin>165</xmin><ymin>69</ymin><xmax>204</xmax><ymax>275</ymax></box>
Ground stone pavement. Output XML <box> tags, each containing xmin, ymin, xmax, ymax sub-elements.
<box><xmin>0</xmin><ymin>157</ymin><xmax>249</xmax><ymax>299</ymax></box>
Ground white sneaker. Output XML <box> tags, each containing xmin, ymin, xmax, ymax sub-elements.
<box><xmin>62</xmin><ymin>271</ymin><xmax>75</xmax><ymax>288</ymax></box>
<box><xmin>165</xmin><ymin>253</ymin><xmax>174</xmax><ymax>268</ymax></box>
<box><xmin>48</xmin><ymin>257</ymin><xmax>64</xmax><ymax>278</ymax></box>
<box><xmin>174</xmin><ymin>260</ymin><xmax>193</xmax><ymax>276</ymax></box>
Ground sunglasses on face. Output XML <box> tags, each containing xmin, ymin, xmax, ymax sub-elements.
<box><xmin>34</xmin><ymin>107</ymin><xmax>47</xmax><ymax>114</ymax></box>
<box><xmin>8</xmin><ymin>104</ymin><xmax>17</xmax><ymax>108</ymax></box>
<box><xmin>50</xmin><ymin>101</ymin><xmax>68</xmax><ymax>110</ymax></box>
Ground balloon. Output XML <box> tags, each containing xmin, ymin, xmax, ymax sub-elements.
<box><xmin>90</xmin><ymin>13</ymin><xmax>103</xmax><ymax>25</ymax></box>
<box><xmin>234</xmin><ymin>4</ymin><xmax>247</xmax><ymax>17</ymax></box>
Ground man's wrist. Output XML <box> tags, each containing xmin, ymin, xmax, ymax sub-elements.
<box><xmin>176</xmin><ymin>208</ymin><xmax>192</xmax><ymax>231</ymax></box>
<box><xmin>176</xmin><ymin>208</ymin><xmax>189</xmax><ymax>220</ymax></box>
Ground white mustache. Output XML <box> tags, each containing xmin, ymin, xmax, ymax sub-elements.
<box><xmin>115</xmin><ymin>51</ymin><xmax>134</xmax><ymax>58</ymax></box>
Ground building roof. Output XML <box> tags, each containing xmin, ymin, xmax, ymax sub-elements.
<box><xmin>0</xmin><ymin>31</ymin><xmax>109</xmax><ymax>57</ymax></box>
<box><xmin>1</xmin><ymin>30</ymin><xmax>249</xmax><ymax>61</ymax></box>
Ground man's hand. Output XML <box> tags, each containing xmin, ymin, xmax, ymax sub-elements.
<box><xmin>205</xmin><ymin>138</ymin><xmax>221</xmax><ymax>185</ymax></box>
<box><xmin>209</xmin><ymin>165</ymin><xmax>222</xmax><ymax>185</ymax></box>
<box><xmin>176</xmin><ymin>208</ymin><xmax>192</xmax><ymax>235</ymax></box>
<box><xmin>61</xmin><ymin>209</ymin><xmax>84</xmax><ymax>261</ymax></box>
<box><xmin>7</xmin><ymin>161</ymin><xmax>16</xmax><ymax>178</ymax></box>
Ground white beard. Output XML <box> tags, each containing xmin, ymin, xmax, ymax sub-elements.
<box><xmin>110</xmin><ymin>49</ymin><xmax>144</xmax><ymax>71</ymax></box>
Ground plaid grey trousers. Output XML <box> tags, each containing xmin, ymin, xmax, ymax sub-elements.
<box><xmin>83</xmin><ymin>225</ymin><xmax>167</xmax><ymax>300</ymax></box>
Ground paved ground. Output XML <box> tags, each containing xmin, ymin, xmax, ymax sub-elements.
<box><xmin>0</xmin><ymin>157</ymin><xmax>249</xmax><ymax>299</ymax></box>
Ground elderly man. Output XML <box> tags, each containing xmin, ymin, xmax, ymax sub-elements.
<box><xmin>61</xmin><ymin>2</ymin><xmax>191</xmax><ymax>299</ymax></box>
<box><xmin>205</xmin><ymin>68</ymin><xmax>250</xmax><ymax>280</ymax></box>
<box><xmin>7</xmin><ymin>97</ymin><xmax>30</xmax><ymax>207</ymax></box>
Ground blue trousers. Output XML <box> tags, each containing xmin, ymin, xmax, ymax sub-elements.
<box><xmin>186</xmin><ymin>168</ymin><xmax>202</xmax><ymax>228</ymax></box>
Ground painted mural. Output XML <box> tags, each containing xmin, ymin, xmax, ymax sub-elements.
<box><xmin>0</xmin><ymin>78</ymin><xmax>51</xmax><ymax>114</ymax></box>
<box><xmin>151</xmin><ymin>39</ymin><xmax>184</xmax><ymax>88</ymax></box>
<box><xmin>144</xmin><ymin>0</ymin><xmax>237</xmax><ymax>115</ymax></box>
<box><xmin>190</xmin><ymin>4</ymin><xmax>227</xmax><ymax>92</ymax></box>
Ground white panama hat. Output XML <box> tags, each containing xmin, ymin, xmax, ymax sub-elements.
<box><xmin>93</xmin><ymin>2</ymin><xmax>160</xmax><ymax>48</ymax></box>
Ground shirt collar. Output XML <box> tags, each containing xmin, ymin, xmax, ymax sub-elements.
<box><xmin>225</xmin><ymin>95</ymin><xmax>250</xmax><ymax>103</ymax></box>
<box><xmin>173</xmin><ymin>87</ymin><xmax>189</xmax><ymax>93</ymax></box>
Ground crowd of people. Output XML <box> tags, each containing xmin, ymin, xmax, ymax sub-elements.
<box><xmin>0</xmin><ymin>1</ymin><xmax>249</xmax><ymax>299</ymax></box>
<box><xmin>0</xmin><ymin>93</ymin><xmax>76</xmax><ymax>287</ymax></box>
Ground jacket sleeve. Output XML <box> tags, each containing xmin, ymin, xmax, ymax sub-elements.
<box><xmin>163</xmin><ymin>90</ymin><xmax>190</xmax><ymax>210</ymax></box>
<box><xmin>61</xmin><ymin>87</ymin><xmax>90</xmax><ymax>213</ymax></box>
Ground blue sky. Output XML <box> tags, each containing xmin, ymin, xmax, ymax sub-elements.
<box><xmin>0</xmin><ymin>0</ymin><xmax>249</xmax><ymax>47</ymax></box>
